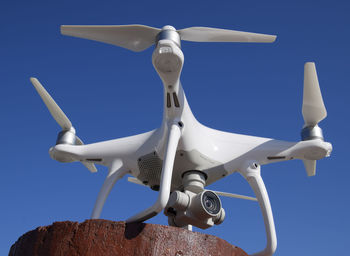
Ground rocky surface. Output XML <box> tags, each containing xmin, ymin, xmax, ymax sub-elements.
<box><xmin>9</xmin><ymin>219</ymin><xmax>248</xmax><ymax>256</ymax></box>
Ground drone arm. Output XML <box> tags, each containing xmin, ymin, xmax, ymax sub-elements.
<box><xmin>126</xmin><ymin>122</ymin><xmax>181</xmax><ymax>223</ymax></box>
<box><xmin>241</xmin><ymin>138</ymin><xmax>332</xmax><ymax>166</ymax></box>
<box><xmin>240</xmin><ymin>161</ymin><xmax>277</xmax><ymax>256</ymax></box>
<box><xmin>91</xmin><ymin>159</ymin><xmax>128</xmax><ymax>219</ymax></box>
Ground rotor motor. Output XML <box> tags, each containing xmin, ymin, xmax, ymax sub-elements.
<box><xmin>301</xmin><ymin>125</ymin><xmax>324</xmax><ymax>141</ymax></box>
<box><xmin>56</xmin><ymin>130</ymin><xmax>77</xmax><ymax>145</ymax></box>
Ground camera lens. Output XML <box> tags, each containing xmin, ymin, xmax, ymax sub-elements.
<box><xmin>202</xmin><ymin>191</ymin><xmax>221</xmax><ymax>215</ymax></box>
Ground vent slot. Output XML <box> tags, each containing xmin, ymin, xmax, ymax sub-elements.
<box><xmin>173</xmin><ymin>93</ymin><xmax>180</xmax><ymax>107</ymax></box>
<box><xmin>86</xmin><ymin>158</ymin><xmax>102</xmax><ymax>162</ymax></box>
<box><xmin>267</xmin><ymin>156</ymin><xmax>286</xmax><ymax>160</ymax></box>
<box><xmin>167</xmin><ymin>93</ymin><xmax>171</xmax><ymax>108</ymax></box>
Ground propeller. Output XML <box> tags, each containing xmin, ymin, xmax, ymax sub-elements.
<box><xmin>303</xmin><ymin>159</ymin><xmax>317</xmax><ymax>177</ymax></box>
<box><xmin>127</xmin><ymin>177</ymin><xmax>257</xmax><ymax>201</ymax></box>
<box><xmin>302</xmin><ymin>62</ymin><xmax>327</xmax><ymax>127</ymax></box>
<box><xmin>61</xmin><ymin>25</ymin><xmax>276</xmax><ymax>52</ymax></box>
<box><xmin>30</xmin><ymin>78</ymin><xmax>72</xmax><ymax>131</ymax></box>
<box><xmin>30</xmin><ymin>77</ymin><xmax>97</xmax><ymax>173</ymax></box>
<box><xmin>301</xmin><ymin>62</ymin><xmax>327</xmax><ymax>177</ymax></box>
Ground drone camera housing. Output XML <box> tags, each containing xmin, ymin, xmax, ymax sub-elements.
<box><xmin>165</xmin><ymin>189</ymin><xmax>225</xmax><ymax>229</ymax></box>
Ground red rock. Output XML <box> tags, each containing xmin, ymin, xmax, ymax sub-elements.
<box><xmin>9</xmin><ymin>219</ymin><xmax>248</xmax><ymax>256</ymax></box>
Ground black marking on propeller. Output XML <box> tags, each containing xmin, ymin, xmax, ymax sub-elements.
<box><xmin>267</xmin><ymin>156</ymin><xmax>286</xmax><ymax>160</ymax></box>
<box><xmin>167</xmin><ymin>93</ymin><xmax>171</xmax><ymax>108</ymax></box>
<box><xmin>173</xmin><ymin>93</ymin><xmax>180</xmax><ymax>107</ymax></box>
<box><xmin>86</xmin><ymin>158</ymin><xmax>102</xmax><ymax>162</ymax></box>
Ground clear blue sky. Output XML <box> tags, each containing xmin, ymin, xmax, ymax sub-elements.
<box><xmin>1</xmin><ymin>0</ymin><xmax>349</xmax><ymax>255</ymax></box>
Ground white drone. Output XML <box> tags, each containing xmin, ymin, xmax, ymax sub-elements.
<box><xmin>30</xmin><ymin>25</ymin><xmax>332</xmax><ymax>256</ymax></box>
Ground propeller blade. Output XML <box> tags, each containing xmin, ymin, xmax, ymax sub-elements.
<box><xmin>177</xmin><ymin>27</ymin><xmax>276</xmax><ymax>43</ymax></box>
<box><xmin>75</xmin><ymin>136</ymin><xmax>83</xmax><ymax>145</ymax></box>
<box><xmin>213</xmin><ymin>190</ymin><xmax>257</xmax><ymax>201</ymax></box>
<box><xmin>81</xmin><ymin>161</ymin><xmax>98</xmax><ymax>173</ymax></box>
<box><xmin>30</xmin><ymin>77</ymin><xmax>72</xmax><ymax>131</ymax></box>
<box><xmin>303</xmin><ymin>160</ymin><xmax>316</xmax><ymax>177</ymax></box>
<box><xmin>75</xmin><ymin>136</ymin><xmax>98</xmax><ymax>173</ymax></box>
<box><xmin>61</xmin><ymin>25</ymin><xmax>161</xmax><ymax>52</ymax></box>
<box><xmin>128</xmin><ymin>177</ymin><xmax>146</xmax><ymax>186</ymax></box>
<box><xmin>302</xmin><ymin>62</ymin><xmax>327</xmax><ymax>126</ymax></box>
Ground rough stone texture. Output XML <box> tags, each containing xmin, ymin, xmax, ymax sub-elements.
<box><xmin>9</xmin><ymin>219</ymin><xmax>248</xmax><ymax>256</ymax></box>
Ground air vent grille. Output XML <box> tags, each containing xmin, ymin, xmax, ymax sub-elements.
<box><xmin>137</xmin><ymin>152</ymin><xmax>163</xmax><ymax>187</ymax></box>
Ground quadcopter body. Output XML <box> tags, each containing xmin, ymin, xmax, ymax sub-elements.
<box><xmin>30</xmin><ymin>25</ymin><xmax>332</xmax><ymax>256</ymax></box>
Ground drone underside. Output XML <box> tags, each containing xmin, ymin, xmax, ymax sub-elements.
<box><xmin>30</xmin><ymin>24</ymin><xmax>332</xmax><ymax>256</ymax></box>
